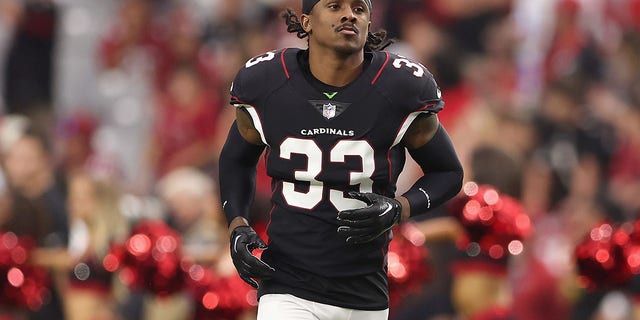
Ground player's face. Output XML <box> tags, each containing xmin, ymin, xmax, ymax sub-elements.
<box><xmin>305</xmin><ymin>0</ymin><xmax>371</xmax><ymax>55</ymax></box>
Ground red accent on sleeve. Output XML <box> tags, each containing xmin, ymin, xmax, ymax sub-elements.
<box><xmin>281</xmin><ymin>49</ymin><xmax>291</xmax><ymax>79</ymax></box>
<box><xmin>371</xmin><ymin>52</ymin><xmax>390</xmax><ymax>85</ymax></box>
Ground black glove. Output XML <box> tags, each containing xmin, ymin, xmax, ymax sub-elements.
<box><xmin>230</xmin><ymin>226</ymin><xmax>275</xmax><ymax>288</ymax></box>
<box><xmin>337</xmin><ymin>191</ymin><xmax>402</xmax><ymax>244</ymax></box>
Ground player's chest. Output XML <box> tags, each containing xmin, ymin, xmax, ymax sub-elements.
<box><xmin>259</xmin><ymin>86</ymin><xmax>402</xmax><ymax>144</ymax></box>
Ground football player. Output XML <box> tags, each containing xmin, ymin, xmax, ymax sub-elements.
<box><xmin>219</xmin><ymin>0</ymin><xmax>464</xmax><ymax>319</ymax></box>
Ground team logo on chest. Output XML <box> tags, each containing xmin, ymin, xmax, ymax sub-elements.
<box><xmin>323</xmin><ymin>103</ymin><xmax>337</xmax><ymax>119</ymax></box>
<box><xmin>309</xmin><ymin>100</ymin><xmax>351</xmax><ymax>120</ymax></box>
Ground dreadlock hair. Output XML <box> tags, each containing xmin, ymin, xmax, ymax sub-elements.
<box><xmin>281</xmin><ymin>8</ymin><xmax>394</xmax><ymax>51</ymax></box>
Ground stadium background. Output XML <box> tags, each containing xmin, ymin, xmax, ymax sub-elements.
<box><xmin>1</xmin><ymin>0</ymin><xmax>640</xmax><ymax>319</ymax></box>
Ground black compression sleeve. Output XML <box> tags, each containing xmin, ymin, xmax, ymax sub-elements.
<box><xmin>402</xmin><ymin>124</ymin><xmax>464</xmax><ymax>216</ymax></box>
<box><xmin>218</xmin><ymin>121</ymin><xmax>266</xmax><ymax>225</ymax></box>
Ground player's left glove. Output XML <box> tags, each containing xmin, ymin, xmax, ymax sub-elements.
<box><xmin>337</xmin><ymin>191</ymin><xmax>402</xmax><ymax>244</ymax></box>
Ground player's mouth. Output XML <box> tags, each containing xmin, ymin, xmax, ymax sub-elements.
<box><xmin>336</xmin><ymin>24</ymin><xmax>359</xmax><ymax>35</ymax></box>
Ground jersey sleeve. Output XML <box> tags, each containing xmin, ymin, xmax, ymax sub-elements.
<box><xmin>378</xmin><ymin>53</ymin><xmax>444</xmax><ymax>115</ymax></box>
<box><xmin>413</xmin><ymin>71</ymin><xmax>444</xmax><ymax>114</ymax></box>
<box><xmin>229</xmin><ymin>50</ymin><xmax>290</xmax><ymax>145</ymax></box>
<box><xmin>229</xmin><ymin>50</ymin><xmax>288</xmax><ymax>108</ymax></box>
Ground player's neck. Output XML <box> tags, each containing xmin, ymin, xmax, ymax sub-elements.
<box><xmin>307</xmin><ymin>48</ymin><xmax>364</xmax><ymax>87</ymax></box>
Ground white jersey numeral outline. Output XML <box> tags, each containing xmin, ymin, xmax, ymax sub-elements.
<box><xmin>392</xmin><ymin>57</ymin><xmax>425</xmax><ymax>77</ymax></box>
<box><xmin>245</xmin><ymin>51</ymin><xmax>276</xmax><ymax>68</ymax></box>
<box><xmin>280</xmin><ymin>138</ymin><xmax>375</xmax><ymax>211</ymax></box>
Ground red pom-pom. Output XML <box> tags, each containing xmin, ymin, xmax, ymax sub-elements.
<box><xmin>575</xmin><ymin>221</ymin><xmax>633</xmax><ymax>290</ymax></box>
<box><xmin>623</xmin><ymin>221</ymin><xmax>640</xmax><ymax>274</ymax></box>
<box><xmin>185</xmin><ymin>263</ymin><xmax>256</xmax><ymax>320</ymax></box>
<box><xmin>0</xmin><ymin>232</ymin><xmax>51</xmax><ymax>311</ymax></box>
<box><xmin>449</xmin><ymin>182</ymin><xmax>532</xmax><ymax>259</ymax></box>
<box><xmin>105</xmin><ymin>220</ymin><xmax>187</xmax><ymax>297</ymax></box>
<box><xmin>387</xmin><ymin>223</ymin><xmax>431</xmax><ymax>310</ymax></box>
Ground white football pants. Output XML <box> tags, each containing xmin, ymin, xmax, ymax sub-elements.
<box><xmin>257</xmin><ymin>294</ymin><xmax>389</xmax><ymax>320</ymax></box>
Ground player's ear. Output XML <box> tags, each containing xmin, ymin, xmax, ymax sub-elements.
<box><xmin>301</xmin><ymin>14</ymin><xmax>312</xmax><ymax>33</ymax></box>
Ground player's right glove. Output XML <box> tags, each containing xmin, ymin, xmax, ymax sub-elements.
<box><xmin>230</xmin><ymin>226</ymin><xmax>275</xmax><ymax>288</ymax></box>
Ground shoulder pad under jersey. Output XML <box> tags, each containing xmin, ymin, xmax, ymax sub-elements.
<box><xmin>230</xmin><ymin>49</ymin><xmax>291</xmax><ymax>107</ymax></box>
<box><xmin>373</xmin><ymin>51</ymin><xmax>444</xmax><ymax>115</ymax></box>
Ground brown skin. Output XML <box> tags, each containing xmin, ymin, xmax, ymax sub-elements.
<box><xmin>302</xmin><ymin>0</ymin><xmax>371</xmax><ymax>86</ymax></box>
<box><xmin>228</xmin><ymin>0</ymin><xmax>441</xmax><ymax>234</ymax></box>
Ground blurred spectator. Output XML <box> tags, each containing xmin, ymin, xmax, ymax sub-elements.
<box><xmin>61</xmin><ymin>170</ymin><xmax>129</xmax><ymax>320</ymax></box>
<box><xmin>393</xmin><ymin>12</ymin><xmax>472</xmax><ymax>130</ymax></box>
<box><xmin>448</xmin><ymin>146</ymin><xmax>526</xmax><ymax>319</ymax></box>
<box><xmin>2</xmin><ymin>124</ymin><xmax>68</xmax><ymax>319</ymax></box>
<box><xmin>0</xmin><ymin>0</ymin><xmax>22</xmax><ymax>112</ymax></box>
<box><xmin>543</xmin><ymin>0</ymin><xmax>587</xmax><ymax>82</ymax></box>
<box><xmin>0</xmin><ymin>115</ymin><xmax>29</xmax><ymax>243</ymax></box>
<box><xmin>382</xmin><ymin>0</ymin><xmax>425</xmax><ymax>37</ymax></box>
<box><xmin>143</xmin><ymin>166</ymin><xmax>251</xmax><ymax>320</ymax></box>
<box><xmin>2</xmin><ymin>0</ymin><xmax>58</xmax><ymax>119</ymax></box>
<box><xmin>0</xmin><ymin>114</ymin><xmax>30</xmax><ymax>158</ymax></box>
<box><xmin>1</xmin><ymin>0</ymin><xmax>640</xmax><ymax>319</ymax></box>
<box><xmin>607</xmin><ymin>32</ymin><xmax>640</xmax><ymax>100</ymax></box>
<box><xmin>522</xmin><ymin>78</ymin><xmax>611</xmax><ymax>220</ymax></box>
<box><xmin>148</xmin><ymin>64</ymin><xmax>222</xmax><ymax>180</ymax></box>
<box><xmin>157</xmin><ymin>166</ymin><xmax>224</xmax><ymax>263</ymax></box>
<box><xmin>421</xmin><ymin>0</ymin><xmax>512</xmax><ymax>54</ymax></box>
<box><xmin>95</xmin><ymin>0</ymin><xmax>160</xmax><ymax>193</ymax></box>
<box><xmin>397</xmin><ymin>145</ymin><xmax>527</xmax><ymax>320</ymax></box>
<box><xmin>56</xmin><ymin>113</ymin><xmax>98</xmax><ymax>174</ymax></box>
<box><xmin>607</xmin><ymin>102</ymin><xmax>640</xmax><ymax>218</ymax></box>
<box><xmin>539</xmin><ymin>0</ymin><xmax>607</xmax><ymax>88</ymax></box>
<box><xmin>201</xmin><ymin>1</ymin><xmax>247</xmax><ymax>50</ymax></box>
<box><xmin>153</xmin><ymin>3</ymin><xmax>220</xmax><ymax>94</ymax></box>
<box><xmin>469</xmin><ymin>146</ymin><xmax>523</xmax><ymax>198</ymax></box>
<box><xmin>54</xmin><ymin>111</ymin><xmax>99</xmax><ymax>194</ymax></box>
<box><xmin>98</xmin><ymin>0</ymin><xmax>161</xmax><ymax>72</ymax></box>
<box><xmin>511</xmin><ymin>196</ymin><xmax>605</xmax><ymax>320</ymax></box>
<box><xmin>2</xmin><ymin>124</ymin><xmax>68</xmax><ymax>247</ymax></box>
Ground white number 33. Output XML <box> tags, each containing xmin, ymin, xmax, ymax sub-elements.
<box><xmin>393</xmin><ymin>58</ymin><xmax>425</xmax><ymax>77</ymax></box>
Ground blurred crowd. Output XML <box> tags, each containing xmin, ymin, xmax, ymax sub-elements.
<box><xmin>0</xmin><ymin>0</ymin><xmax>639</xmax><ymax>319</ymax></box>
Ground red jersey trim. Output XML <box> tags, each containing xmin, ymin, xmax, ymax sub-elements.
<box><xmin>231</xmin><ymin>96</ymin><xmax>249</xmax><ymax>105</ymax></box>
<box><xmin>371</xmin><ymin>52</ymin><xmax>390</xmax><ymax>85</ymax></box>
<box><xmin>419</xmin><ymin>102</ymin><xmax>438</xmax><ymax>111</ymax></box>
<box><xmin>281</xmin><ymin>49</ymin><xmax>291</xmax><ymax>79</ymax></box>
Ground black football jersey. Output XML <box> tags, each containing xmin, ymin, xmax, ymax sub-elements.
<box><xmin>230</xmin><ymin>48</ymin><xmax>443</xmax><ymax>310</ymax></box>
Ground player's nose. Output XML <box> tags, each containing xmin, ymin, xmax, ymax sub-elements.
<box><xmin>339</xmin><ymin>8</ymin><xmax>357</xmax><ymax>22</ymax></box>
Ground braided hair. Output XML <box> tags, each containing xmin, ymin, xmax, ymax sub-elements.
<box><xmin>281</xmin><ymin>8</ymin><xmax>394</xmax><ymax>52</ymax></box>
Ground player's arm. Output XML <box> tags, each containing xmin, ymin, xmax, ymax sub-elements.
<box><xmin>224</xmin><ymin>108</ymin><xmax>264</xmax><ymax>233</ymax></box>
<box><xmin>336</xmin><ymin>114</ymin><xmax>462</xmax><ymax>244</ymax></box>
<box><xmin>218</xmin><ymin>108</ymin><xmax>273</xmax><ymax>288</ymax></box>
<box><xmin>220</xmin><ymin>108</ymin><xmax>265</xmax><ymax>230</ymax></box>
<box><xmin>398</xmin><ymin>114</ymin><xmax>464</xmax><ymax>220</ymax></box>
<box><xmin>336</xmin><ymin>58</ymin><xmax>462</xmax><ymax>244</ymax></box>
<box><xmin>235</xmin><ymin>108</ymin><xmax>264</xmax><ymax>147</ymax></box>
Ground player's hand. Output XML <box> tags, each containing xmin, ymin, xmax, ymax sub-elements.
<box><xmin>230</xmin><ymin>226</ymin><xmax>275</xmax><ymax>288</ymax></box>
<box><xmin>337</xmin><ymin>191</ymin><xmax>402</xmax><ymax>244</ymax></box>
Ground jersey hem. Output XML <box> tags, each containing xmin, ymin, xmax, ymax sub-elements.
<box><xmin>258</xmin><ymin>283</ymin><xmax>389</xmax><ymax>311</ymax></box>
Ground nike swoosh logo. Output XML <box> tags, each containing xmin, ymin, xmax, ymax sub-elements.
<box><xmin>378</xmin><ymin>203</ymin><xmax>392</xmax><ymax>217</ymax></box>
<box><xmin>233</xmin><ymin>235</ymin><xmax>242</xmax><ymax>253</ymax></box>
<box><xmin>222</xmin><ymin>201</ymin><xmax>228</xmax><ymax>209</ymax></box>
